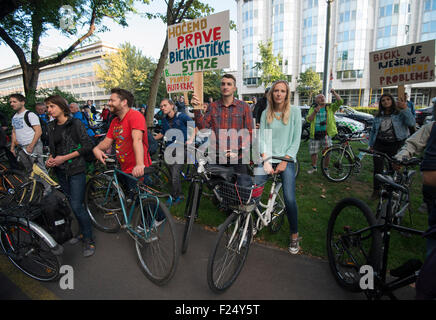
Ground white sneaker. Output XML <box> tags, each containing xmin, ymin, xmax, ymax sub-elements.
<box><xmin>307</xmin><ymin>167</ymin><xmax>317</xmax><ymax>174</ymax></box>
<box><xmin>288</xmin><ymin>237</ymin><xmax>301</xmax><ymax>254</ymax></box>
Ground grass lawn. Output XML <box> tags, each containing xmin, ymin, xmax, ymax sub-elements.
<box><xmin>168</xmin><ymin>140</ymin><xmax>428</xmax><ymax>270</ymax></box>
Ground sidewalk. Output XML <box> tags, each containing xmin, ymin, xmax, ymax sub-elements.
<box><xmin>0</xmin><ymin>220</ymin><xmax>415</xmax><ymax>300</ymax></box>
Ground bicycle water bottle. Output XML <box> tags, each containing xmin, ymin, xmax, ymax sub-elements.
<box><xmin>357</xmin><ymin>152</ymin><xmax>365</xmax><ymax>161</ymax></box>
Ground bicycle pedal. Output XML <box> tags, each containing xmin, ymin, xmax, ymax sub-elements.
<box><xmin>390</xmin><ymin>259</ymin><xmax>422</xmax><ymax>278</ymax></box>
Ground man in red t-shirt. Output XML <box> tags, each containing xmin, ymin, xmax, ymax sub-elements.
<box><xmin>93</xmin><ymin>88</ymin><xmax>151</xmax><ymax>177</ymax></box>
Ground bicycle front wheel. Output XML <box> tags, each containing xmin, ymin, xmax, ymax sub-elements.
<box><xmin>133</xmin><ymin>197</ymin><xmax>179</xmax><ymax>285</ymax></box>
<box><xmin>321</xmin><ymin>147</ymin><xmax>354</xmax><ymax>182</ymax></box>
<box><xmin>326</xmin><ymin>198</ymin><xmax>382</xmax><ymax>292</ymax></box>
<box><xmin>0</xmin><ymin>220</ymin><xmax>61</xmax><ymax>281</ymax></box>
<box><xmin>84</xmin><ymin>172</ymin><xmax>122</xmax><ymax>233</ymax></box>
<box><xmin>181</xmin><ymin>181</ymin><xmax>201</xmax><ymax>254</ymax></box>
<box><xmin>207</xmin><ymin>212</ymin><xmax>252</xmax><ymax>293</ymax></box>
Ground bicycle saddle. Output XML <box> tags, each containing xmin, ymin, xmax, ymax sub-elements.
<box><xmin>207</xmin><ymin>165</ymin><xmax>235</xmax><ymax>181</ymax></box>
<box><xmin>375</xmin><ymin>174</ymin><xmax>407</xmax><ymax>193</ymax></box>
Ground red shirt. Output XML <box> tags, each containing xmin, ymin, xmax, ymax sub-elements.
<box><xmin>107</xmin><ymin>109</ymin><xmax>152</xmax><ymax>173</ymax></box>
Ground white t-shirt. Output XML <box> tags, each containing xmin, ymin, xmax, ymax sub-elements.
<box><xmin>12</xmin><ymin>110</ymin><xmax>41</xmax><ymax>146</ymax></box>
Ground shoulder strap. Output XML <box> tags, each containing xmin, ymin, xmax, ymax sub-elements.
<box><xmin>24</xmin><ymin>110</ymin><xmax>42</xmax><ymax>130</ymax></box>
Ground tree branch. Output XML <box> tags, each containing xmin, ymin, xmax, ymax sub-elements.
<box><xmin>0</xmin><ymin>24</ymin><xmax>28</xmax><ymax>68</ymax></box>
<box><xmin>37</xmin><ymin>5</ymin><xmax>97</xmax><ymax>69</ymax></box>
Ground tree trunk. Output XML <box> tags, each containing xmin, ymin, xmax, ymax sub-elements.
<box><xmin>146</xmin><ymin>37</ymin><xmax>168</xmax><ymax>127</ymax></box>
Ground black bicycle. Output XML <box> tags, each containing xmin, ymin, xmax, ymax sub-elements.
<box><xmin>0</xmin><ymin>205</ymin><xmax>63</xmax><ymax>281</ymax></box>
<box><xmin>326</xmin><ymin>157</ymin><xmax>425</xmax><ymax>299</ymax></box>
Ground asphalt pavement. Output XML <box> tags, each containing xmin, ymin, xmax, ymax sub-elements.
<box><xmin>0</xmin><ymin>219</ymin><xmax>415</xmax><ymax>300</ymax></box>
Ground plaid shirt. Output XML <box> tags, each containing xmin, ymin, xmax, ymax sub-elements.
<box><xmin>194</xmin><ymin>98</ymin><xmax>253</xmax><ymax>158</ymax></box>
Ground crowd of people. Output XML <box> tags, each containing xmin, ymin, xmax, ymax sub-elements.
<box><xmin>2</xmin><ymin>74</ymin><xmax>435</xmax><ymax>297</ymax></box>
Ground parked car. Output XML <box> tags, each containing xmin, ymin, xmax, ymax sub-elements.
<box><xmin>298</xmin><ymin>105</ymin><xmax>366</xmax><ymax>141</ymax></box>
<box><xmin>416</xmin><ymin>106</ymin><xmax>434</xmax><ymax>126</ymax></box>
<box><xmin>336</xmin><ymin>105</ymin><xmax>374</xmax><ymax>129</ymax></box>
<box><xmin>334</xmin><ymin>114</ymin><xmax>365</xmax><ymax>134</ymax></box>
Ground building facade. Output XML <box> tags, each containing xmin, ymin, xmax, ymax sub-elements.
<box><xmin>236</xmin><ymin>0</ymin><xmax>436</xmax><ymax>107</ymax></box>
<box><xmin>0</xmin><ymin>41</ymin><xmax>117</xmax><ymax>108</ymax></box>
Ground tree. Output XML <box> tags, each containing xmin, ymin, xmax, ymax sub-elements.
<box><xmin>95</xmin><ymin>42</ymin><xmax>166</xmax><ymax>106</ymax></box>
<box><xmin>203</xmin><ymin>70</ymin><xmax>224</xmax><ymax>102</ymax></box>
<box><xmin>253</xmin><ymin>40</ymin><xmax>286</xmax><ymax>88</ymax></box>
<box><xmin>296</xmin><ymin>68</ymin><xmax>322</xmax><ymax>105</ymax></box>
<box><xmin>0</xmin><ymin>0</ymin><xmax>140</xmax><ymax>106</ymax></box>
<box><xmin>143</xmin><ymin>0</ymin><xmax>214</xmax><ymax>127</ymax></box>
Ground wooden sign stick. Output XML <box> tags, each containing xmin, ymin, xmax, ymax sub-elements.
<box><xmin>193</xmin><ymin>72</ymin><xmax>204</xmax><ymax>110</ymax></box>
<box><xmin>398</xmin><ymin>84</ymin><xmax>405</xmax><ymax>102</ymax></box>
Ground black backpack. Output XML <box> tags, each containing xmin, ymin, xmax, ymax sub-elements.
<box><xmin>24</xmin><ymin>110</ymin><xmax>49</xmax><ymax>146</ymax></box>
<box><xmin>34</xmin><ymin>189</ymin><xmax>74</xmax><ymax>245</ymax></box>
<box><xmin>147</xmin><ymin>130</ymin><xmax>158</xmax><ymax>156</ymax></box>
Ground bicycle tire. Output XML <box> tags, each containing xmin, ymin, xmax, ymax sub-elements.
<box><xmin>326</xmin><ymin>198</ymin><xmax>382</xmax><ymax>292</ymax></box>
<box><xmin>0</xmin><ymin>220</ymin><xmax>62</xmax><ymax>281</ymax></box>
<box><xmin>321</xmin><ymin>147</ymin><xmax>354</xmax><ymax>182</ymax></box>
<box><xmin>145</xmin><ymin>166</ymin><xmax>172</xmax><ymax>196</ymax></box>
<box><xmin>132</xmin><ymin>197</ymin><xmax>179</xmax><ymax>285</ymax></box>
<box><xmin>207</xmin><ymin>212</ymin><xmax>252</xmax><ymax>293</ymax></box>
<box><xmin>181</xmin><ymin>181</ymin><xmax>201</xmax><ymax>254</ymax></box>
<box><xmin>269</xmin><ymin>184</ymin><xmax>286</xmax><ymax>234</ymax></box>
<box><xmin>84</xmin><ymin>172</ymin><xmax>122</xmax><ymax>233</ymax></box>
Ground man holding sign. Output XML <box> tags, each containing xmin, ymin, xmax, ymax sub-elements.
<box><xmin>191</xmin><ymin>74</ymin><xmax>253</xmax><ymax>174</ymax></box>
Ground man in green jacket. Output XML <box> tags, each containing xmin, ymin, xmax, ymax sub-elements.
<box><xmin>306</xmin><ymin>89</ymin><xmax>343</xmax><ymax>174</ymax></box>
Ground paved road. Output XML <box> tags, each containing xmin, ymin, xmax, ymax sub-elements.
<box><xmin>0</xmin><ymin>219</ymin><xmax>415</xmax><ymax>300</ymax></box>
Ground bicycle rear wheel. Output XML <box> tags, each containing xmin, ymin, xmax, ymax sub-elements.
<box><xmin>321</xmin><ymin>147</ymin><xmax>354</xmax><ymax>182</ymax></box>
<box><xmin>181</xmin><ymin>181</ymin><xmax>201</xmax><ymax>254</ymax></box>
<box><xmin>326</xmin><ymin>198</ymin><xmax>382</xmax><ymax>292</ymax></box>
<box><xmin>132</xmin><ymin>197</ymin><xmax>179</xmax><ymax>285</ymax></box>
<box><xmin>84</xmin><ymin>172</ymin><xmax>122</xmax><ymax>233</ymax></box>
<box><xmin>207</xmin><ymin>212</ymin><xmax>252</xmax><ymax>293</ymax></box>
<box><xmin>0</xmin><ymin>220</ymin><xmax>61</xmax><ymax>281</ymax></box>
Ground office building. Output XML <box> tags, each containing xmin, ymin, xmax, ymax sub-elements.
<box><xmin>0</xmin><ymin>41</ymin><xmax>117</xmax><ymax>108</ymax></box>
<box><xmin>236</xmin><ymin>0</ymin><xmax>436</xmax><ymax>107</ymax></box>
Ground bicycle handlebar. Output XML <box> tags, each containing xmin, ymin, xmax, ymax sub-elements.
<box><xmin>358</xmin><ymin>148</ymin><xmax>421</xmax><ymax>167</ymax></box>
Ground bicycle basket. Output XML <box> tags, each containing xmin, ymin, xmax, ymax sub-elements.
<box><xmin>216</xmin><ymin>180</ymin><xmax>265</xmax><ymax>209</ymax></box>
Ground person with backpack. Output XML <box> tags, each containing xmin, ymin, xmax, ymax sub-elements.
<box><xmin>9</xmin><ymin>93</ymin><xmax>50</xmax><ymax>192</ymax></box>
<box><xmin>44</xmin><ymin>95</ymin><xmax>96</xmax><ymax>257</ymax></box>
<box><xmin>154</xmin><ymin>98</ymin><xmax>194</xmax><ymax>205</ymax></box>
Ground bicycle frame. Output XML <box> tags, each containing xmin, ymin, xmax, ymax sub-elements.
<box><xmin>254</xmin><ymin>174</ymin><xmax>282</xmax><ymax>230</ymax></box>
<box><xmin>107</xmin><ymin>168</ymin><xmax>162</xmax><ymax>241</ymax></box>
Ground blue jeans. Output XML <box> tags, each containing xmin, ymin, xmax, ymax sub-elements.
<box><xmin>254</xmin><ymin>162</ymin><xmax>299</xmax><ymax>235</ymax></box>
<box><xmin>55</xmin><ymin>169</ymin><xmax>93</xmax><ymax>241</ymax></box>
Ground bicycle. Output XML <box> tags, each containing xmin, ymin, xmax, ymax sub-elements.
<box><xmin>0</xmin><ymin>205</ymin><xmax>63</xmax><ymax>281</ymax></box>
<box><xmin>359</xmin><ymin>149</ymin><xmax>420</xmax><ymax>228</ymax></box>
<box><xmin>0</xmin><ymin>163</ymin><xmax>28</xmax><ymax>206</ymax></box>
<box><xmin>207</xmin><ymin>156</ymin><xmax>294</xmax><ymax>293</ymax></box>
<box><xmin>321</xmin><ymin>132</ymin><xmax>369</xmax><ymax>182</ymax></box>
<box><xmin>84</xmin><ymin>166</ymin><xmax>179</xmax><ymax>285</ymax></box>
<box><xmin>326</xmin><ymin>160</ymin><xmax>424</xmax><ymax>300</ymax></box>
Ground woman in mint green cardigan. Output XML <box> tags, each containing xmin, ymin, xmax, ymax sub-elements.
<box><xmin>256</xmin><ymin>80</ymin><xmax>302</xmax><ymax>254</ymax></box>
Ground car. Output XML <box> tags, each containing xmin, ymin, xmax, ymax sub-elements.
<box><xmin>336</xmin><ymin>105</ymin><xmax>374</xmax><ymax>129</ymax></box>
<box><xmin>334</xmin><ymin>114</ymin><xmax>365</xmax><ymax>134</ymax></box>
<box><xmin>298</xmin><ymin>105</ymin><xmax>366</xmax><ymax>141</ymax></box>
<box><xmin>415</xmin><ymin>106</ymin><xmax>434</xmax><ymax>126</ymax></box>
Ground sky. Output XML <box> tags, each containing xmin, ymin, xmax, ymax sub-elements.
<box><xmin>0</xmin><ymin>0</ymin><xmax>238</xmax><ymax>70</ymax></box>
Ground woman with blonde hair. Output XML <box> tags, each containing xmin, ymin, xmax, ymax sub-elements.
<box><xmin>256</xmin><ymin>80</ymin><xmax>302</xmax><ymax>254</ymax></box>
